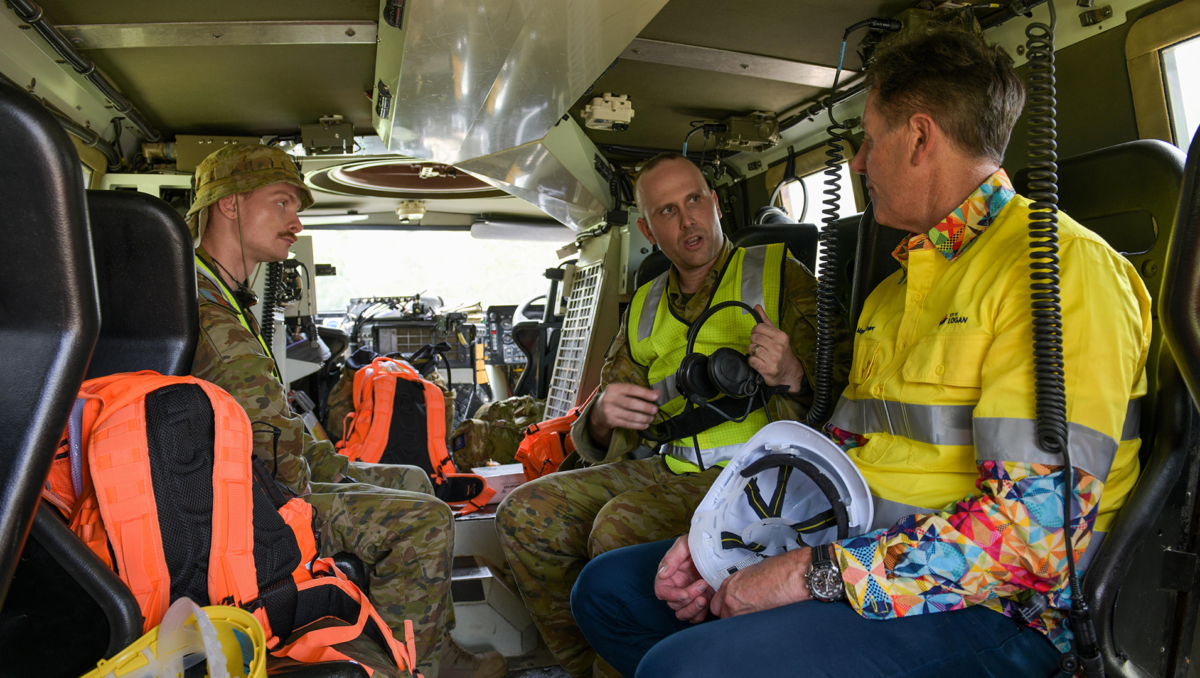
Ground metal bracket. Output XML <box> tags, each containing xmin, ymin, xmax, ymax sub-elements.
<box><xmin>55</xmin><ymin>21</ymin><xmax>378</xmax><ymax>49</ymax></box>
<box><xmin>1080</xmin><ymin>6</ymin><xmax>1114</xmax><ymax>26</ymax></box>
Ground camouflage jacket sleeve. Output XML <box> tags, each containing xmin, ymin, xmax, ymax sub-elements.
<box><xmin>192</xmin><ymin>276</ymin><xmax>350</xmax><ymax>494</ymax></box>
<box><xmin>570</xmin><ymin>309</ymin><xmax>650</xmax><ymax>465</ymax></box>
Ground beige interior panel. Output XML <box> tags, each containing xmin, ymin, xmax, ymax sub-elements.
<box><xmin>1126</xmin><ymin>0</ymin><xmax>1200</xmax><ymax>142</ymax></box>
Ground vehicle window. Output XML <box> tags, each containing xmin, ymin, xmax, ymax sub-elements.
<box><xmin>1163</xmin><ymin>34</ymin><xmax>1200</xmax><ymax>150</ymax></box>
<box><xmin>778</xmin><ymin>162</ymin><xmax>856</xmax><ymax>223</ymax></box>
<box><xmin>306</xmin><ymin>230</ymin><xmax>564</xmax><ymax>313</ymax></box>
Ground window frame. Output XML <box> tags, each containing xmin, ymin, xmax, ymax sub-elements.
<box><xmin>1127</xmin><ymin>0</ymin><xmax>1200</xmax><ymax>145</ymax></box>
<box><xmin>763</xmin><ymin>139</ymin><xmax>864</xmax><ymax>221</ymax></box>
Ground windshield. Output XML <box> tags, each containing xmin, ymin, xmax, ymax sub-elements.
<box><xmin>306</xmin><ymin>229</ymin><xmax>565</xmax><ymax>313</ymax></box>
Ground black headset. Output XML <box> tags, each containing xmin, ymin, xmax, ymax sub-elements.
<box><xmin>675</xmin><ymin>300</ymin><xmax>768</xmax><ymax>405</ymax></box>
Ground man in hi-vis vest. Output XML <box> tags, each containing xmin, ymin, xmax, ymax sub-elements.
<box><xmin>495</xmin><ymin>153</ymin><xmax>852</xmax><ymax>677</ymax></box>
<box><xmin>187</xmin><ymin>145</ymin><xmax>506</xmax><ymax>678</ymax></box>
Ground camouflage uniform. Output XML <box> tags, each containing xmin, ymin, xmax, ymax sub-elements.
<box><xmin>186</xmin><ymin>146</ymin><xmax>456</xmax><ymax>676</ymax></box>
<box><xmin>450</xmin><ymin>396</ymin><xmax>545</xmax><ymax>469</ymax></box>
<box><xmin>495</xmin><ymin>240</ymin><xmax>854</xmax><ymax>677</ymax></box>
<box><xmin>326</xmin><ymin>364</ymin><xmax>356</xmax><ymax>441</ymax></box>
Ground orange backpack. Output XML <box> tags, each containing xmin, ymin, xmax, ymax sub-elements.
<box><xmin>514</xmin><ymin>391</ymin><xmax>595</xmax><ymax>482</ymax></box>
<box><xmin>336</xmin><ymin>357</ymin><xmax>494</xmax><ymax>514</ymax></box>
<box><xmin>41</xmin><ymin>372</ymin><xmax>417</xmax><ymax>675</ymax></box>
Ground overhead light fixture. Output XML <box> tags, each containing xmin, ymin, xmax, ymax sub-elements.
<box><xmin>397</xmin><ymin>199</ymin><xmax>426</xmax><ymax>223</ymax></box>
<box><xmin>471</xmin><ymin>218</ymin><xmax>575</xmax><ymax>242</ymax></box>
<box><xmin>299</xmin><ymin>213</ymin><xmax>371</xmax><ymax>226</ymax></box>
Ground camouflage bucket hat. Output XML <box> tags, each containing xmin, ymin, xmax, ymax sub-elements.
<box><xmin>186</xmin><ymin>144</ymin><xmax>314</xmax><ymax>244</ymax></box>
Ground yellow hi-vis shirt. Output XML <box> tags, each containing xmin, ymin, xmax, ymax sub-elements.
<box><xmin>829</xmin><ymin>185</ymin><xmax>1151</xmax><ymax>652</ymax></box>
<box><xmin>629</xmin><ymin>243</ymin><xmax>786</xmax><ymax>472</ymax></box>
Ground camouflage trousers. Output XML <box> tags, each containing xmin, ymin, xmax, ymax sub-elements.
<box><xmin>309</xmin><ymin>466</ymin><xmax>453</xmax><ymax>677</ymax></box>
<box><xmin>495</xmin><ymin>455</ymin><xmax>721</xmax><ymax>678</ymax></box>
<box><xmin>345</xmin><ymin>460</ymin><xmax>435</xmax><ymax>494</ymax></box>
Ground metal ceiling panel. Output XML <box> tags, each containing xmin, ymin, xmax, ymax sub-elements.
<box><xmin>57</xmin><ymin>21</ymin><xmax>378</xmax><ymax>49</ymax></box>
<box><xmin>457</xmin><ymin>116</ymin><xmax>614</xmax><ymax>230</ymax></box>
<box><xmin>374</xmin><ymin>0</ymin><xmax>669</xmax><ymax>164</ymax></box>
<box><xmin>620</xmin><ymin>38</ymin><xmax>849</xmax><ymax>88</ymax></box>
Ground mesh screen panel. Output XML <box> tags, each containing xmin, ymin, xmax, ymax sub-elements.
<box><xmin>545</xmin><ymin>262</ymin><xmax>604</xmax><ymax>420</ymax></box>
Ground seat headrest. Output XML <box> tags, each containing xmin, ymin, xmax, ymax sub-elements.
<box><xmin>1014</xmin><ymin>139</ymin><xmax>1185</xmax><ymax>298</ymax></box>
<box><xmin>85</xmin><ymin>190</ymin><xmax>198</xmax><ymax>379</ymax></box>
<box><xmin>634</xmin><ymin>250</ymin><xmax>672</xmax><ymax>290</ymax></box>
<box><xmin>732</xmin><ymin>223</ymin><xmax>819</xmax><ymax>271</ymax></box>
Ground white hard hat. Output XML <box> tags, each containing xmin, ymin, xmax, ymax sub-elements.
<box><xmin>688</xmin><ymin>420</ymin><xmax>874</xmax><ymax>589</ymax></box>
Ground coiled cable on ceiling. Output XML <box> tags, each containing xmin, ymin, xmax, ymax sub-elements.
<box><xmin>806</xmin><ymin>17</ymin><xmax>900</xmax><ymax>427</ymax></box>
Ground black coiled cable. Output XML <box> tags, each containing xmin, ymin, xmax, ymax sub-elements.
<box><xmin>806</xmin><ymin>121</ymin><xmax>847</xmax><ymax>426</ymax></box>
<box><xmin>262</xmin><ymin>260</ymin><xmax>284</xmax><ymax>349</ymax></box>
<box><xmin>806</xmin><ymin>17</ymin><xmax>901</xmax><ymax>425</ymax></box>
<box><xmin>1024</xmin><ymin>3</ymin><xmax>1102</xmax><ymax>676</ymax></box>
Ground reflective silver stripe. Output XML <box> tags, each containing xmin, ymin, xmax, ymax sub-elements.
<box><xmin>973</xmin><ymin>418</ymin><xmax>1118</xmax><ymax>482</ymax></box>
<box><xmin>1077</xmin><ymin>531</ymin><xmax>1106</xmax><ymax>574</ymax></box>
<box><xmin>829</xmin><ymin>397</ymin><xmax>974</xmax><ymax>446</ymax></box>
<box><xmin>638</xmin><ymin>273</ymin><xmax>669</xmax><ymax>342</ymax></box>
<box><xmin>664</xmin><ymin>442</ymin><xmax>744</xmax><ymax>468</ymax></box>
<box><xmin>196</xmin><ymin>257</ymin><xmax>223</xmax><ymax>290</ymax></box>
<box><xmin>740</xmin><ymin>245</ymin><xmax>767</xmax><ymax>313</ymax></box>
<box><xmin>650</xmin><ymin>373</ymin><xmax>679</xmax><ymax>406</ymax></box>
<box><xmin>1122</xmin><ymin>400</ymin><xmax>1141</xmax><ymax>441</ymax></box>
<box><xmin>871</xmin><ymin>495</ymin><xmax>944</xmax><ymax>531</ymax></box>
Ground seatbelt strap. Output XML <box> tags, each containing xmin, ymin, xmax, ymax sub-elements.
<box><xmin>68</xmin><ymin>397</ymin><xmax>86</xmax><ymax>498</ymax></box>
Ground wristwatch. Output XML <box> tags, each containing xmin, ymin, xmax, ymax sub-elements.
<box><xmin>805</xmin><ymin>546</ymin><xmax>846</xmax><ymax>602</ymax></box>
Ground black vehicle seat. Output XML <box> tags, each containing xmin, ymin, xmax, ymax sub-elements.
<box><xmin>1015</xmin><ymin>139</ymin><xmax>1186</xmax><ymax>437</ymax></box>
<box><xmin>0</xmin><ymin>81</ymin><xmax>105</xmax><ymax>676</ymax></box>
<box><xmin>734</xmin><ymin>206</ymin><xmax>903</xmax><ymax>330</ymax></box>
<box><xmin>634</xmin><ymin>249</ymin><xmax>671</xmax><ymax>290</ymax></box>
<box><xmin>1020</xmin><ymin>139</ymin><xmax>1192</xmax><ymax>677</ymax></box>
<box><xmin>2</xmin><ymin>190</ymin><xmax>202</xmax><ymax>678</ymax></box>
<box><xmin>3</xmin><ymin>188</ymin><xmax>366</xmax><ymax>677</ymax></box>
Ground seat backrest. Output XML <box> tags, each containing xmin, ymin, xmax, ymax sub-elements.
<box><xmin>1016</xmin><ymin>139</ymin><xmax>1186</xmax><ymax>438</ymax></box>
<box><xmin>1</xmin><ymin>184</ymin><xmax>198</xmax><ymax>678</ymax></box>
<box><xmin>634</xmin><ymin>249</ymin><xmax>671</xmax><ymax>290</ymax></box>
<box><xmin>85</xmin><ymin>190</ymin><xmax>198</xmax><ymax>379</ymax></box>
<box><xmin>732</xmin><ymin>222</ymin><xmax>820</xmax><ymax>272</ymax></box>
<box><xmin>1084</xmin><ymin>137</ymin><xmax>1197</xmax><ymax>677</ymax></box>
<box><xmin>0</xmin><ymin>79</ymin><xmax>99</xmax><ymax>607</ymax></box>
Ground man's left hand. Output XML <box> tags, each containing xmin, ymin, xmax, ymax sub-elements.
<box><xmin>749</xmin><ymin>304</ymin><xmax>805</xmax><ymax>394</ymax></box>
<box><xmin>709</xmin><ymin>547</ymin><xmax>811</xmax><ymax>618</ymax></box>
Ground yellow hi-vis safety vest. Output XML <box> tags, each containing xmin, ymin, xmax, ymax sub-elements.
<box><xmin>629</xmin><ymin>243</ymin><xmax>786</xmax><ymax>473</ymax></box>
<box><xmin>194</xmin><ymin>253</ymin><xmax>280</xmax><ymax>381</ymax></box>
<box><xmin>831</xmin><ymin>194</ymin><xmax>1151</xmax><ymax>568</ymax></box>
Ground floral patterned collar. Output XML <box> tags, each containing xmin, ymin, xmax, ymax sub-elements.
<box><xmin>892</xmin><ymin>169</ymin><xmax>1016</xmax><ymax>270</ymax></box>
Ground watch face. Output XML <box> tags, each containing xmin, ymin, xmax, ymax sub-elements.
<box><xmin>810</xmin><ymin>565</ymin><xmax>844</xmax><ymax>601</ymax></box>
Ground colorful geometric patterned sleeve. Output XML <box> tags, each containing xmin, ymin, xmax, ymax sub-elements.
<box><xmin>832</xmin><ymin>463</ymin><xmax>1102</xmax><ymax>651</ymax></box>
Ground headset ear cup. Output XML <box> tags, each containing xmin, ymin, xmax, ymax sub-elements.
<box><xmin>708</xmin><ymin>347</ymin><xmax>760</xmax><ymax>397</ymax></box>
<box><xmin>677</xmin><ymin>353</ymin><xmax>720</xmax><ymax>402</ymax></box>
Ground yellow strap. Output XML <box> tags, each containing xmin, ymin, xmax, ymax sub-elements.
<box><xmin>195</xmin><ymin>254</ymin><xmax>281</xmax><ymax>380</ymax></box>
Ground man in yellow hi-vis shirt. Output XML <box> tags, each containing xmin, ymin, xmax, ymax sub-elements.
<box><xmin>569</xmin><ymin>24</ymin><xmax>1150</xmax><ymax>678</ymax></box>
<box><xmin>495</xmin><ymin>153</ymin><xmax>853</xmax><ymax>677</ymax></box>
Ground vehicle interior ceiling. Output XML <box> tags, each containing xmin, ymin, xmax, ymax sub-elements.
<box><xmin>8</xmin><ymin>0</ymin><xmax>1200</xmax><ymax>675</ymax></box>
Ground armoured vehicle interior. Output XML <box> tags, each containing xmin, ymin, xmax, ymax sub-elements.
<box><xmin>4</xmin><ymin>0</ymin><xmax>1200</xmax><ymax>677</ymax></box>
